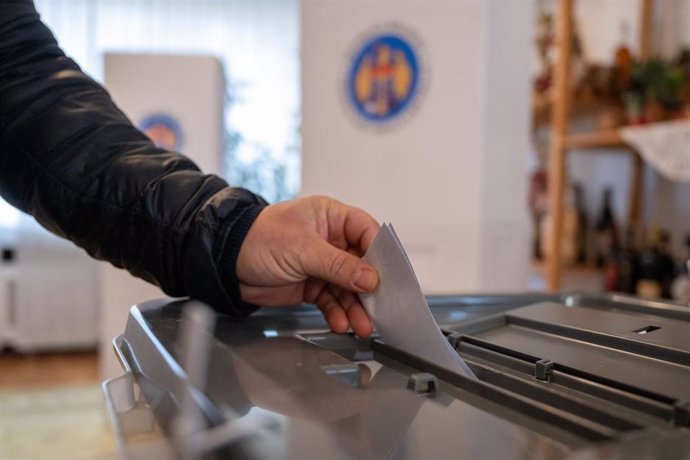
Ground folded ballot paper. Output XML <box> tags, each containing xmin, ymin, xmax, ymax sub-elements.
<box><xmin>359</xmin><ymin>224</ymin><xmax>476</xmax><ymax>379</ymax></box>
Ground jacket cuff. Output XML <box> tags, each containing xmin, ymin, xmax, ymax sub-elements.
<box><xmin>217</xmin><ymin>203</ymin><xmax>267</xmax><ymax>316</ymax></box>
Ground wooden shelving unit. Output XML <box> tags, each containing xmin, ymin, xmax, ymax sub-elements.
<box><xmin>544</xmin><ymin>0</ymin><xmax>653</xmax><ymax>291</ymax></box>
<box><xmin>563</xmin><ymin>129</ymin><xmax>625</xmax><ymax>150</ymax></box>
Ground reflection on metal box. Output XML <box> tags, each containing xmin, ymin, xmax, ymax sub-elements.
<box><xmin>104</xmin><ymin>294</ymin><xmax>690</xmax><ymax>459</ymax></box>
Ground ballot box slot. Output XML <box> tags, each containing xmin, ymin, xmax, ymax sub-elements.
<box><xmin>303</xmin><ymin>326</ymin><xmax>677</xmax><ymax>432</ymax></box>
<box><xmin>443</xmin><ymin>300</ymin><xmax>690</xmax><ymax>419</ymax></box>
<box><xmin>456</xmin><ymin>335</ymin><xmax>674</xmax><ymax>423</ymax></box>
<box><xmin>447</xmin><ymin>332</ymin><xmax>680</xmax><ymax>427</ymax></box>
<box><xmin>450</xmin><ymin>336</ymin><xmax>535</xmax><ymax>375</ymax></box>
<box><xmin>376</xmin><ymin>337</ymin><xmax>648</xmax><ymax>433</ymax></box>
<box><xmin>505</xmin><ymin>311</ymin><xmax>690</xmax><ymax>367</ymax></box>
<box><xmin>466</xmin><ymin>360</ymin><xmax>644</xmax><ymax>432</ymax></box>
<box><xmin>372</xmin><ymin>339</ymin><xmax>623</xmax><ymax>442</ymax></box>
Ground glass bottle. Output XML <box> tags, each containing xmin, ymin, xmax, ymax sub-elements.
<box><xmin>594</xmin><ymin>187</ymin><xmax>618</xmax><ymax>267</ymax></box>
<box><xmin>636</xmin><ymin>228</ymin><xmax>675</xmax><ymax>299</ymax></box>
<box><xmin>615</xmin><ymin>229</ymin><xmax>638</xmax><ymax>294</ymax></box>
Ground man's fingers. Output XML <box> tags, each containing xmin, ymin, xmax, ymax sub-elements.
<box><xmin>302</xmin><ymin>239</ymin><xmax>379</xmax><ymax>293</ymax></box>
<box><xmin>346</xmin><ymin>303</ymin><xmax>372</xmax><ymax>338</ymax></box>
<box><xmin>333</xmin><ymin>288</ymin><xmax>372</xmax><ymax>338</ymax></box>
<box><xmin>314</xmin><ymin>287</ymin><xmax>349</xmax><ymax>333</ymax></box>
<box><xmin>343</xmin><ymin>207</ymin><xmax>380</xmax><ymax>253</ymax></box>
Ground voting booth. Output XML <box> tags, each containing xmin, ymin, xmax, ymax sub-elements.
<box><xmin>100</xmin><ymin>53</ymin><xmax>225</xmax><ymax>378</ymax></box>
<box><xmin>301</xmin><ymin>1</ymin><xmax>533</xmax><ymax>294</ymax></box>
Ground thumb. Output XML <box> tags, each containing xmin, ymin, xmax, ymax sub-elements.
<box><xmin>302</xmin><ymin>239</ymin><xmax>379</xmax><ymax>292</ymax></box>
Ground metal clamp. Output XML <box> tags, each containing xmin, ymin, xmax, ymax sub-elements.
<box><xmin>446</xmin><ymin>333</ymin><xmax>463</xmax><ymax>350</ymax></box>
<box><xmin>407</xmin><ymin>373</ymin><xmax>438</xmax><ymax>394</ymax></box>
<box><xmin>534</xmin><ymin>359</ymin><xmax>555</xmax><ymax>382</ymax></box>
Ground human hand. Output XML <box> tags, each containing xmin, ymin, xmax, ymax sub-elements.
<box><xmin>236</xmin><ymin>196</ymin><xmax>380</xmax><ymax>337</ymax></box>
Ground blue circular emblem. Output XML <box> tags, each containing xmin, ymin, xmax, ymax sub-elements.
<box><xmin>139</xmin><ymin>113</ymin><xmax>183</xmax><ymax>151</ymax></box>
<box><xmin>348</xmin><ymin>33</ymin><xmax>420</xmax><ymax>123</ymax></box>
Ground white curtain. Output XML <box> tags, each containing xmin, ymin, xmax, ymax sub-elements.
<box><xmin>34</xmin><ymin>0</ymin><xmax>301</xmax><ymax>202</ymax></box>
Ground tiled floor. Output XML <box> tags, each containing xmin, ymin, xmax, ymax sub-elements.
<box><xmin>0</xmin><ymin>352</ymin><xmax>117</xmax><ymax>460</ymax></box>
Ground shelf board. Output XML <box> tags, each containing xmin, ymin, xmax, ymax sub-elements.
<box><xmin>564</xmin><ymin>129</ymin><xmax>630</xmax><ymax>150</ymax></box>
<box><xmin>533</xmin><ymin>95</ymin><xmax>609</xmax><ymax>127</ymax></box>
<box><xmin>532</xmin><ymin>261</ymin><xmax>603</xmax><ymax>275</ymax></box>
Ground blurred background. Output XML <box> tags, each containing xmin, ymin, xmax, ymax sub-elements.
<box><xmin>0</xmin><ymin>0</ymin><xmax>689</xmax><ymax>458</ymax></box>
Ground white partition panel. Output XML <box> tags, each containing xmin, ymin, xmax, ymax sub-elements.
<box><xmin>301</xmin><ymin>0</ymin><xmax>533</xmax><ymax>294</ymax></box>
<box><xmin>101</xmin><ymin>53</ymin><xmax>224</xmax><ymax>378</ymax></box>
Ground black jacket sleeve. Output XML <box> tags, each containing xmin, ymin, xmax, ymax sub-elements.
<box><xmin>0</xmin><ymin>0</ymin><xmax>268</xmax><ymax>316</ymax></box>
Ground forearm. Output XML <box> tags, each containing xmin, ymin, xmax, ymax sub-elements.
<box><xmin>0</xmin><ymin>0</ymin><xmax>267</xmax><ymax>315</ymax></box>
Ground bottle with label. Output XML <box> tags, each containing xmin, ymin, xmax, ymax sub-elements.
<box><xmin>594</xmin><ymin>187</ymin><xmax>619</xmax><ymax>267</ymax></box>
<box><xmin>636</xmin><ymin>228</ymin><xmax>675</xmax><ymax>299</ymax></box>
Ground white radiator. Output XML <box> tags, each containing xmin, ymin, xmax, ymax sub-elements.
<box><xmin>0</xmin><ymin>217</ymin><xmax>99</xmax><ymax>352</ymax></box>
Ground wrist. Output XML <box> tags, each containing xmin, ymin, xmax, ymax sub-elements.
<box><xmin>217</xmin><ymin>203</ymin><xmax>267</xmax><ymax>314</ymax></box>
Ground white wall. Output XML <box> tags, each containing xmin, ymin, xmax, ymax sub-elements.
<box><xmin>479</xmin><ymin>3</ymin><xmax>534</xmax><ymax>290</ymax></box>
<box><xmin>575</xmin><ymin>0</ymin><xmax>641</xmax><ymax>64</ymax></box>
<box><xmin>658</xmin><ymin>0</ymin><xmax>690</xmax><ymax>58</ymax></box>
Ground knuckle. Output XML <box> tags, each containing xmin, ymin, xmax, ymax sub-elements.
<box><xmin>327</xmin><ymin>251</ymin><xmax>351</xmax><ymax>280</ymax></box>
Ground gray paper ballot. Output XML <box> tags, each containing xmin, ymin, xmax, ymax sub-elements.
<box><xmin>359</xmin><ymin>223</ymin><xmax>476</xmax><ymax>379</ymax></box>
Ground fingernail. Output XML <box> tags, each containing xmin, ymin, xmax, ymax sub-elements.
<box><xmin>353</xmin><ymin>267</ymin><xmax>377</xmax><ymax>291</ymax></box>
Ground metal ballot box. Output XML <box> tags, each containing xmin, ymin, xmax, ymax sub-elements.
<box><xmin>103</xmin><ymin>294</ymin><xmax>690</xmax><ymax>459</ymax></box>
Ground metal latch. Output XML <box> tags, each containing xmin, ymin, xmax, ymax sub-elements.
<box><xmin>407</xmin><ymin>373</ymin><xmax>438</xmax><ymax>395</ymax></box>
<box><xmin>534</xmin><ymin>359</ymin><xmax>555</xmax><ymax>382</ymax></box>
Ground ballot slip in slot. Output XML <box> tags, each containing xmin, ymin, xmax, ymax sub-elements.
<box><xmin>359</xmin><ymin>223</ymin><xmax>476</xmax><ymax>379</ymax></box>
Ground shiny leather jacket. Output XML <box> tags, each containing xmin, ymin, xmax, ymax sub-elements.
<box><xmin>0</xmin><ymin>0</ymin><xmax>267</xmax><ymax>316</ymax></box>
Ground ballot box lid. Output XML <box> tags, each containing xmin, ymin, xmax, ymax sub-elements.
<box><xmin>113</xmin><ymin>293</ymin><xmax>690</xmax><ymax>459</ymax></box>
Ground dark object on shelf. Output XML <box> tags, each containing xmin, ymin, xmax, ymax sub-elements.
<box><xmin>671</xmin><ymin>234</ymin><xmax>690</xmax><ymax>303</ymax></box>
<box><xmin>594</xmin><ymin>187</ymin><xmax>619</xmax><ymax>267</ymax></box>
<box><xmin>615</xmin><ymin>230</ymin><xmax>639</xmax><ymax>294</ymax></box>
<box><xmin>603</xmin><ymin>253</ymin><xmax>619</xmax><ymax>292</ymax></box>
<box><xmin>104</xmin><ymin>294</ymin><xmax>690</xmax><ymax>459</ymax></box>
<box><xmin>637</xmin><ymin>228</ymin><xmax>676</xmax><ymax>299</ymax></box>
<box><xmin>573</xmin><ymin>183</ymin><xmax>589</xmax><ymax>265</ymax></box>
<box><xmin>529</xmin><ymin>169</ymin><xmax>548</xmax><ymax>261</ymax></box>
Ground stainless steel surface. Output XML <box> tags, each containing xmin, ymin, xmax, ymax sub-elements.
<box><xmin>109</xmin><ymin>294</ymin><xmax>690</xmax><ymax>459</ymax></box>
